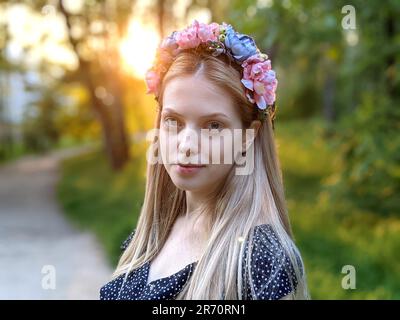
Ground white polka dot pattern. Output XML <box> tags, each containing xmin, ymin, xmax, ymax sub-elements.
<box><xmin>241</xmin><ymin>224</ymin><xmax>300</xmax><ymax>300</ymax></box>
<box><xmin>100</xmin><ymin>224</ymin><xmax>301</xmax><ymax>300</ymax></box>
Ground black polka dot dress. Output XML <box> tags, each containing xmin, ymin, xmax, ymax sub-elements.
<box><xmin>100</xmin><ymin>224</ymin><xmax>301</xmax><ymax>300</ymax></box>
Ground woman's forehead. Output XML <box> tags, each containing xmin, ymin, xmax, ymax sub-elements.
<box><xmin>162</xmin><ymin>76</ymin><xmax>237</xmax><ymax>118</ymax></box>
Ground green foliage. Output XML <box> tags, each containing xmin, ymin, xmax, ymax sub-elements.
<box><xmin>228</xmin><ymin>0</ymin><xmax>345</xmax><ymax>120</ymax></box>
<box><xmin>329</xmin><ymin>93</ymin><xmax>400</xmax><ymax>215</ymax></box>
<box><xmin>277</xmin><ymin>118</ymin><xmax>400</xmax><ymax>299</ymax></box>
<box><xmin>21</xmin><ymin>82</ymin><xmax>100</xmax><ymax>153</ymax></box>
<box><xmin>21</xmin><ymin>91</ymin><xmax>60</xmax><ymax>152</ymax></box>
<box><xmin>57</xmin><ymin>141</ymin><xmax>148</xmax><ymax>265</ymax></box>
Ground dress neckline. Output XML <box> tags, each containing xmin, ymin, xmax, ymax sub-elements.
<box><xmin>140</xmin><ymin>224</ymin><xmax>272</xmax><ymax>286</ymax></box>
<box><xmin>145</xmin><ymin>260</ymin><xmax>198</xmax><ymax>286</ymax></box>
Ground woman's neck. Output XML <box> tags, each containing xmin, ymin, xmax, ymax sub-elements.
<box><xmin>185</xmin><ymin>190</ymin><xmax>206</xmax><ymax>216</ymax></box>
<box><xmin>179</xmin><ymin>190</ymin><xmax>213</xmax><ymax>239</ymax></box>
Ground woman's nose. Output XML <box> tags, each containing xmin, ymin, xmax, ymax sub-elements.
<box><xmin>178</xmin><ymin>128</ymin><xmax>199</xmax><ymax>157</ymax></box>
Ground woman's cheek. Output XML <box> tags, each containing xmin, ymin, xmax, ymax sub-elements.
<box><xmin>159</xmin><ymin>129</ymin><xmax>179</xmax><ymax>166</ymax></box>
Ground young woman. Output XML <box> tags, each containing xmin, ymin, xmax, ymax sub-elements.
<box><xmin>100</xmin><ymin>20</ymin><xmax>309</xmax><ymax>300</ymax></box>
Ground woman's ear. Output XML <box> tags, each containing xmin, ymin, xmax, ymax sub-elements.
<box><xmin>242</xmin><ymin>120</ymin><xmax>261</xmax><ymax>153</ymax></box>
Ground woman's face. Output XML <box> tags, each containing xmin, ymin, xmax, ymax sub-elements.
<box><xmin>160</xmin><ymin>74</ymin><xmax>245</xmax><ymax>193</ymax></box>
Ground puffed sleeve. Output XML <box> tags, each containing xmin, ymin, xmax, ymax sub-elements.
<box><xmin>241</xmin><ymin>224</ymin><xmax>302</xmax><ymax>300</ymax></box>
<box><xmin>120</xmin><ymin>229</ymin><xmax>136</xmax><ymax>251</ymax></box>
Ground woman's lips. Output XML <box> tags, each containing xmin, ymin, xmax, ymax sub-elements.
<box><xmin>175</xmin><ymin>163</ymin><xmax>206</xmax><ymax>174</ymax></box>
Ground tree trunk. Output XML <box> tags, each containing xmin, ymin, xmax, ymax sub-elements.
<box><xmin>157</xmin><ymin>0</ymin><xmax>165</xmax><ymax>39</ymax></box>
<box><xmin>58</xmin><ymin>1</ymin><xmax>130</xmax><ymax>170</ymax></box>
<box><xmin>89</xmin><ymin>86</ymin><xmax>130</xmax><ymax>170</ymax></box>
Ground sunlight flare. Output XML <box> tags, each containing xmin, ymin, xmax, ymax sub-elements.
<box><xmin>119</xmin><ymin>19</ymin><xmax>160</xmax><ymax>78</ymax></box>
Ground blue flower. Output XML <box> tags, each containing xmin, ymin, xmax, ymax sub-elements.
<box><xmin>224</xmin><ymin>25</ymin><xmax>258</xmax><ymax>63</ymax></box>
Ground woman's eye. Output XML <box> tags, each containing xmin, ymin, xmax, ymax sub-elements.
<box><xmin>163</xmin><ymin>117</ymin><xmax>179</xmax><ymax>128</ymax></box>
<box><xmin>207</xmin><ymin>121</ymin><xmax>224</xmax><ymax>131</ymax></box>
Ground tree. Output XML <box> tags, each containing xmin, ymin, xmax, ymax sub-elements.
<box><xmin>57</xmin><ymin>0</ymin><xmax>131</xmax><ymax>170</ymax></box>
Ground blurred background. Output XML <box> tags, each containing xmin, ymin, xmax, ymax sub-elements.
<box><xmin>0</xmin><ymin>0</ymin><xmax>399</xmax><ymax>299</ymax></box>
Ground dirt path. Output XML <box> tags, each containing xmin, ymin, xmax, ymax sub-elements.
<box><xmin>0</xmin><ymin>147</ymin><xmax>112</xmax><ymax>299</ymax></box>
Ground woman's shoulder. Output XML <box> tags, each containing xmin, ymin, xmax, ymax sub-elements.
<box><xmin>241</xmin><ymin>223</ymin><xmax>303</xmax><ymax>300</ymax></box>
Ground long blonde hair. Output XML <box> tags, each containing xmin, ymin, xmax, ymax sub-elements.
<box><xmin>113</xmin><ymin>50</ymin><xmax>309</xmax><ymax>299</ymax></box>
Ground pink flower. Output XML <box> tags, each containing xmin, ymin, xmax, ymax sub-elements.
<box><xmin>175</xmin><ymin>20</ymin><xmax>221</xmax><ymax>50</ymax></box>
<box><xmin>241</xmin><ymin>54</ymin><xmax>278</xmax><ymax>109</ymax></box>
<box><xmin>197</xmin><ymin>22</ymin><xmax>220</xmax><ymax>42</ymax></box>
<box><xmin>145</xmin><ymin>21</ymin><xmax>221</xmax><ymax>99</ymax></box>
<box><xmin>175</xmin><ymin>20</ymin><xmax>201</xmax><ymax>49</ymax></box>
<box><xmin>145</xmin><ymin>70</ymin><xmax>160</xmax><ymax>96</ymax></box>
<box><xmin>159</xmin><ymin>31</ymin><xmax>180</xmax><ymax>58</ymax></box>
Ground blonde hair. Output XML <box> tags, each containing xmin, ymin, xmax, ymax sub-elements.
<box><xmin>113</xmin><ymin>50</ymin><xmax>310</xmax><ymax>299</ymax></box>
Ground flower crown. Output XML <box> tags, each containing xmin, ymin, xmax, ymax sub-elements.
<box><xmin>145</xmin><ymin>20</ymin><xmax>278</xmax><ymax>125</ymax></box>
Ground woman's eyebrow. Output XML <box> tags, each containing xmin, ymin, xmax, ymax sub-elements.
<box><xmin>161</xmin><ymin>108</ymin><xmax>179</xmax><ymax>115</ymax></box>
<box><xmin>162</xmin><ymin>108</ymin><xmax>229</xmax><ymax>119</ymax></box>
<box><xmin>199</xmin><ymin>113</ymin><xmax>230</xmax><ymax>119</ymax></box>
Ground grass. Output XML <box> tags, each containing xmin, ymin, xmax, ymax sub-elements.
<box><xmin>0</xmin><ymin>143</ymin><xmax>28</xmax><ymax>164</ymax></box>
<box><xmin>276</xmin><ymin>117</ymin><xmax>400</xmax><ymax>299</ymax></box>
<box><xmin>58</xmin><ymin>117</ymin><xmax>400</xmax><ymax>299</ymax></box>
<box><xmin>57</xmin><ymin>141</ymin><xmax>147</xmax><ymax>266</ymax></box>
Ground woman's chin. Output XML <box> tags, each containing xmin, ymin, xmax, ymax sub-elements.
<box><xmin>171</xmin><ymin>176</ymin><xmax>207</xmax><ymax>192</ymax></box>
<box><xmin>169</xmin><ymin>169</ymin><xmax>212</xmax><ymax>192</ymax></box>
